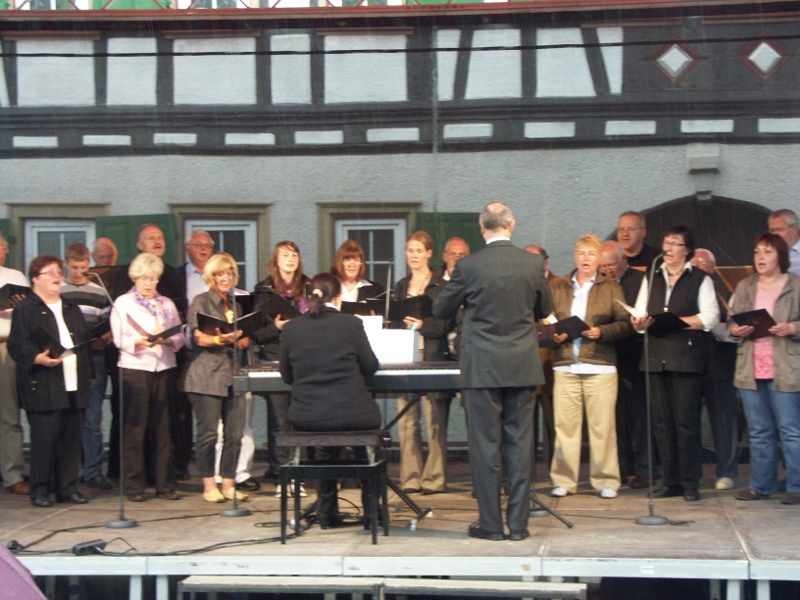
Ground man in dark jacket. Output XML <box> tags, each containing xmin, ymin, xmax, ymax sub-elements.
<box><xmin>433</xmin><ymin>202</ymin><xmax>552</xmax><ymax>541</ymax></box>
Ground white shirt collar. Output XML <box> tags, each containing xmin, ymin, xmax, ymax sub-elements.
<box><xmin>485</xmin><ymin>235</ymin><xmax>511</xmax><ymax>245</ymax></box>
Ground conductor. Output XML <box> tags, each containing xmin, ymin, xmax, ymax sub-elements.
<box><xmin>433</xmin><ymin>202</ymin><xmax>551</xmax><ymax>541</ymax></box>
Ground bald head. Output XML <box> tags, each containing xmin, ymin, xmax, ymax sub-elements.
<box><xmin>600</xmin><ymin>240</ymin><xmax>628</xmax><ymax>281</ymax></box>
<box><xmin>93</xmin><ymin>237</ymin><xmax>119</xmax><ymax>267</ymax></box>
<box><xmin>524</xmin><ymin>244</ymin><xmax>550</xmax><ymax>275</ymax></box>
<box><xmin>479</xmin><ymin>202</ymin><xmax>515</xmax><ymax>240</ymax></box>
<box><xmin>692</xmin><ymin>248</ymin><xmax>716</xmax><ymax>275</ymax></box>
<box><xmin>442</xmin><ymin>237</ymin><xmax>470</xmax><ymax>276</ymax></box>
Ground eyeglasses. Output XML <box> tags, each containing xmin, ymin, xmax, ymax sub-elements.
<box><xmin>576</xmin><ymin>251</ymin><xmax>598</xmax><ymax>258</ymax></box>
<box><xmin>617</xmin><ymin>227</ymin><xmax>641</xmax><ymax>234</ymax></box>
<box><xmin>692</xmin><ymin>258</ymin><xmax>713</xmax><ymax>265</ymax></box>
<box><xmin>188</xmin><ymin>242</ymin><xmax>214</xmax><ymax>248</ymax></box>
<box><xmin>662</xmin><ymin>241</ymin><xmax>687</xmax><ymax>248</ymax></box>
<box><xmin>769</xmin><ymin>226</ymin><xmax>797</xmax><ymax>234</ymax></box>
<box><xmin>214</xmin><ymin>271</ymin><xmax>234</xmax><ymax>280</ymax></box>
<box><xmin>138</xmin><ymin>276</ymin><xmax>159</xmax><ymax>284</ymax></box>
<box><xmin>38</xmin><ymin>269</ymin><xmax>63</xmax><ymax>278</ymax></box>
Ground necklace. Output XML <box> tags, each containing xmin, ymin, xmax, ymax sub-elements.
<box><xmin>408</xmin><ymin>270</ymin><xmax>431</xmax><ymax>297</ymax></box>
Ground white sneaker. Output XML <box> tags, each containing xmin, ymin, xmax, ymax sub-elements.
<box><xmin>599</xmin><ymin>487</ymin><xmax>618</xmax><ymax>499</ymax></box>
<box><xmin>293</xmin><ymin>481</ymin><xmax>309</xmax><ymax>498</ymax></box>
<box><xmin>551</xmin><ymin>486</ymin><xmax>569</xmax><ymax>498</ymax></box>
<box><xmin>716</xmin><ymin>477</ymin><xmax>734</xmax><ymax>490</ymax></box>
<box><xmin>274</xmin><ymin>484</ymin><xmax>285</xmax><ymax>498</ymax></box>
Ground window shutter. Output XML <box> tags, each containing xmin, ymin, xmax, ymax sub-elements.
<box><xmin>95</xmin><ymin>214</ymin><xmax>179</xmax><ymax>267</ymax></box>
<box><xmin>414</xmin><ymin>212</ymin><xmax>482</xmax><ymax>263</ymax></box>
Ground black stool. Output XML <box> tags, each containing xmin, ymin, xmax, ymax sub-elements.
<box><xmin>276</xmin><ymin>430</ymin><xmax>391</xmax><ymax>544</ymax></box>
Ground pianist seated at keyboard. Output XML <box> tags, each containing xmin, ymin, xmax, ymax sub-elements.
<box><xmin>278</xmin><ymin>272</ymin><xmax>381</xmax><ymax>529</ymax></box>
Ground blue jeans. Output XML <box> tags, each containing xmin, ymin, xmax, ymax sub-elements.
<box><xmin>739</xmin><ymin>381</ymin><xmax>800</xmax><ymax>495</ymax></box>
<box><xmin>82</xmin><ymin>354</ymin><xmax>108</xmax><ymax>480</ymax></box>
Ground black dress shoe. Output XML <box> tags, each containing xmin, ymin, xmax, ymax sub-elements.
<box><xmin>174</xmin><ymin>470</ymin><xmax>191</xmax><ymax>482</ymax></box>
<box><xmin>155</xmin><ymin>492</ymin><xmax>181</xmax><ymax>501</ymax></box>
<box><xmin>508</xmin><ymin>529</ymin><xmax>530</xmax><ymax>542</ymax></box>
<box><xmin>422</xmin><ymin>488</ymin><xmax>444</xmax><ymax>495</ymax></box>
<box><xmin>683</xmin><ymin>489</ymin><xmax>701</xmax><ymax>502</ymax></box>
<box><xmin>126</xmin><ymin>493</ymin><xmax>146</xmax><ymax>503</ymax></box>
<box><xmin>651</xmin><ymin>485</ymin><xmax>683</xmax><ymax>499</ymax></box>
<box><xmin>58</xmin><ymin>492</ymin><xmax>88</xmax><ymax>504</ymax></box>
<box><xmin>83</xmin><ymin>474</ymin><xmax>113</xmax><ymax>490</ymax></box>
<box><xmin>402</xmin><ymin>487</ymin><xmax>422</xmax><ymax>494</ymax></box>
<box><xmin>467</xmin><ymin>524</ymin><xmax>505</xmax><ymax>541</ymax></box>
<box><xmin>238</xmin><ymin>478</ymin><xmax>260</xmax><ymax>492</ymax></box>
<box><xmin>32</xmin><ymin>496</ymin><xmax>53</xmax><ymax>508</ymax></box>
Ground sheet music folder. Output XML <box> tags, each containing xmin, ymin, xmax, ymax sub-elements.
<box><xmin>196</xmin><ymin>311</ymin><xmax>263</xmax><ymax>338</ymax></box>
<box><xmin>367</xmin><ymin>295</ymin><xmax>433</xmax><ymax>322</ymax></box>
<box><xmin>0</xmin><ymin>283</ymin><xmax>30</xmax><ymax>310</ymax></box>
<box><xmin>554</xmin><ymin>316</ymin><xmax>590</xmax><ymax>341</ymax></box>
<box><xmin>731</xmin><ymin>309</ymin><xmax>776</xmax><ymax>340</ymax></box>
<box><xmin>126</xmin><ymin>315</ymin><xmax>185</xmax><ymax>343</ymax></box>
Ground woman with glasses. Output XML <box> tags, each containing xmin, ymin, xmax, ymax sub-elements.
<box><xmin>331</xmin><ymin>240</ymin><xmax>385</xmax><ymax>303</ymax></box>
<box><xmin>729</xmin><ymin>233</ymin><xmax>800</xmax><ymax>505</ymax></box>
<box><xmin>253</xmin><ymin>241</ymin><xmax>309</xmax><ymax>495</ymax></box>
<box><xmin>8</xmin><ymin>255</ymin><xmax>93</xmax><ymax>507</ymax></box>
<box><xmin>549</xmin><ymin>235</ymin><xmax>632</xmax><ymax>499</ymax></box>
<box><xmin>185</xmin><ymin>253</ymin><xmax>251</xmax><ymax>503</ymax></box>
<box><xmin>111</xmin><ymin>253</ymin><xmax>185</xmax><ymax>503</ymax></box>
<box><xmin>633</xmin><ymin>225</ymin><xmax>719</xmax><ymax>501</ymax></box>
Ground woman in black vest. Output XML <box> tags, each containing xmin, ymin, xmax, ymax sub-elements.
<box><xmin>633</xmin><ymin>225</ymin><xmax>719</xmax><ymax>501</ymax></box>
<box><xmin>279</xmin><ymin>273</ymin><xmax>381</xmax><ymax>528</ymax></box>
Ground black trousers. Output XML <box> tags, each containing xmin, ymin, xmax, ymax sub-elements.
<box><xmin>264</xmin><ymin>392</ymin><xmax>292</xmax><ymax>476</ymax></box>
<box><xmin>171</xmin><ymin>348</ymin><xmax>194</xmax><ymax>474</ymax></box>
<box><xmin>464</xmin><ymin>387</ymin><xmax>534</xmax><ymax>535</ymax></box>
<box><xmin>616</xmin><ymin>369</ymin><xmax>658</xmax><ymax>480</ymax></box>
<box><xmin>27</xmin><ymin>400</ymin><xmax>83</xmax><ymax>500</ymax></box>
<box><xmin>122</xmin><ymin>368</ymin><xmax>176</xmax><ymax>495</ymax></box>
<box><xmin>650</xmin><ymin>371</ymin><xmax>704</xmax><ymax>490</ymax></box>
<box><xmin>189</xmin><ymin>390</ymin><xmax>245</xmax><ymax>479</ymax></box>
<box><xmin>293</xmin><ymin>410</ymin><xmax>382</xmax><ymax>524</ymax></box>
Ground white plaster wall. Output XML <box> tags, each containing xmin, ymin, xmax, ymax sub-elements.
<box><xmin>271</xmin><ymin>34</ymin><xmax>312</xmax><ymax>105</ymax></box>
<box><xmin>107</xmin><ymin>38</ymin><xmax>158</xmax><ymax>106</ymax></box>
<box><xmin>536</xmin><ymin>29</ymin><xmax>596</xmax><ymax>98</ymax></box>
<box><xmin>173</xmin><ymin>37</ymin><xmax>257</xmax><ymax>105</ymax></box>
<box><xmin>1</xmin><ymin>144</ymin><xmax>796</xmax><ymax>275</ymax></box>
<box><xmin>465</xmin><ymin>29</ymin><xmax>521</xmax><ymax>100</ymax></box>
<box><xmin>17</xmin><ymin>40</ymin><xmax>95</xmax><ymax>107</ymax></box>
<box><xmin>324</xmin><ymin>35</ymin><xmax>407</xmax><ymax>104</ymax></box>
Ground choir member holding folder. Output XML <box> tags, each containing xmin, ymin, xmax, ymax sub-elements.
<box><xmin>185</xmin><ymin>253</ymin><xmax>251</xmax><ymax>503</ymax></box>
<box><xmin>549</xmin><ymin>234</ymin><xmax>631</xmax><ymax>500</ymax></box>
<box><xmin>253</xmin><ymin>241</ymin><xmax>309</xmax><ymax>492</ymax></box>
<box><xmin>729</xmin><ymin>233</ymin><xmax>800</xmax><ymax>505</ymax></box>
<box><xmin>8</xmin><ymin>255</ymin><xmax>92</xmax><ymax>507</ymax></box>
<box><xmin>111</xmin><ymin>253</ymin><xmax>185</xmax><ymax>502</ymax></box>
<box><xmin>632</xmin><ymin>225</ymin><xmax>719</xmax><ymax>502</ymax></box>
<box><xmin>393</xmin><ymin>231</ymin><xmax>454</xmax><ymax>495</ymax></box>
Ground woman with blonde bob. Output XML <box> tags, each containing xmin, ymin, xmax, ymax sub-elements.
<box><xmin>111</xmin><ymin>252</ymin><xmax>185</xmax><ymax>502</ymax></box>
<box><xmin>185</xmin><ymin>253</ymin><xmax>251</xmax><ymax>503</ymax></box>
<box><xmin>549</xmin><ymin>234</ymin><xmax>632</xmax><ymax>499</ymax></box>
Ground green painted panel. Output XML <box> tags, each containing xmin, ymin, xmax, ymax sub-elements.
<box><xmin>414</xmin><ymin>212</ymin><xmax>482</xmax><ymax>270</ymax></box>
<box><xmin>95</xmin><ymin>214</ymin><xmax>178</xmax><ymax>267</ymax></box>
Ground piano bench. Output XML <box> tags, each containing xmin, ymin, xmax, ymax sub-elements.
<box><xmin>276</xmin><ymin>430</ymin><xmax>391</xmax><ymax>545</ymax></box>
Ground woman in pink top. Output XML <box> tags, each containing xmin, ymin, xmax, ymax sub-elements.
<box><xmin>729</xmin><ymin>233</ymin><xmax>800</xmax><ymax>505</ymax></box>
<box><xmin>111</xmin><ymin>253</ymin><xmax>185</xmax><ymax>503</ymax></box>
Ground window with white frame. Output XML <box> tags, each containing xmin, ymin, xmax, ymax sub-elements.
<box><xmin>24</xmin><ymin>219</ymin><xmax>95</xmax><ymax>268</ymax></box>
<box><xmin>185</xmin><ymin>219</ymin><xmax>257</xmax><ymax>292</ymax></box>
<box><xmin>335</xmin><ymin>218</ymin><xmax>406</xmax><ymax>288</ymax></box>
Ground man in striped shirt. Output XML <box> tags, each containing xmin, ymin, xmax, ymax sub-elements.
<box><xmin>62</xmin><ymin>243</ymin><xmax>113</xmax><ymax>490</ymax></box>
<box><xmin>768</xmin><ymin>209</ymin><xmax>800</xmax><ymax>276</ymax></box>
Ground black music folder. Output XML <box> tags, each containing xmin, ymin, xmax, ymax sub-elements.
<box><xmin>196</xmin><ymin>311</ymin><xmax>263</xmax><ymax>338</ymax></box>
<box><xmin>126</xmin><ymin>315</ymin><xmax>185</xmax><ymax>343</ymax></box>
<box><xmin>731</xmin><ymin>309</ymin><xmax>776</xmax><ymax>340</ymax></box>
<box><xmin>0</xmin><ymin>283</ymin><xmax>30</xmax><ymax>310</ymax></box>
<box><xmin>648</xmin><ymin>311</ymin><xmax>690</xmax><ymax>337</ymax></box>
<box><xmin>554</xmin><ymin>316</ymin><xmax>590</xmax><ymax>341</ymax></box>
<box><xmin>86</xmin><ymin>265</ymin><xmax>124</xmax><ymax>291</ymax></box>
<box><xmin>536</xmin><ymin>323</ymin><xmax>557</xmax><ymax>348</ymax></box>
<box><xmin>367</xmin><ymin>295</ymin><xmax>433</xmax><ymax>322</ymax></box>
<box><xmin>341</xmin><ymin>301</ymin><xmax>374</xmax><ymax>317</ymax></box>
<box><xmin>263</xmin><ymin>294</ymin><xmax>300</xmax><ymax>320</ymax></box>
<box><xmin>36</xmin><ymin>325</ymin><xmax>90</xmax><ymax>359</ymax></box>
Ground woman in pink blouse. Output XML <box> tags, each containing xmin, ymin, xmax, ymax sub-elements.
<box><xmin>111</xmin><ymin>253</ymin><xmax>185</xmax><ymax>503</ymax></box>
<box><xmin>729</xmin><ymin>233</ymin><xmax>800</xmax><ymax>505</ymax></box>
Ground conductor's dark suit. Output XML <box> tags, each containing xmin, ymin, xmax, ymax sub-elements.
<box><xmin>433</xmin><ymin>239</ymin><xmax>551</xmax><ymax>535</ymax></box>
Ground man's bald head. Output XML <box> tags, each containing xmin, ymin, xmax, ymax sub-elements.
<box><xmin>442</xmin><ymin>237</ymin><xmax>470</xmax><ymax>276</ymax></box>
<box><xmin>600</xmin><ymin>240</ymin><xmax>628</xmax><ymax>281</ymax></box>
<box><xmin>692</xmin><ymin>248</ymin><xmax>717</xmax><ymax>275</ymax></box>
<box><xmin>92</xmin><ymin>237</ymin><xmax>119</xmax><ymax>266</ymax></box>
<box><xmin>524</xmin><ymin>244</ymin><xmax>550</xmax><ymax>274</ymax></box>
<box><xmin>479</xmin><ymin>202</ymin><xmax>515</xmax><ymax>239</ymax></box>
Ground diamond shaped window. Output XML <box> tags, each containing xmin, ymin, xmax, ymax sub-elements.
<box><xmin>649</xmin><ymin>39</ymin><xmax>701</xmax><ymax>83</ymax></box>
<box><xmin>739</xmin><ymin>38</ymin><xmax>791</xmax><ymax>82</ymax></box>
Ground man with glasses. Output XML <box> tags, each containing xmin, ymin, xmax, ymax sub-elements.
<box><xmin>616</xmin><ymin>211</ymin><xmax>660</xmax><ymax>269</ymax></box>
<box><xmin>0</xmin><ymin>233</ymin><xmax>30</xmax><ymax>496</ymax></box>
<box><xmin>767</xmin><ymin>209</ymin><xmax>800</xmax><ymax>276</ymax></box>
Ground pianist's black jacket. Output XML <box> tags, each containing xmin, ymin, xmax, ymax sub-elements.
<box><xmin>279</xmin><ymin>306</ymin><xmax>380</xmax><ymax>427</ymax></box>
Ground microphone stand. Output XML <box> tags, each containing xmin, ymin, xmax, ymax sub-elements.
<box><xmin>221</xmin><ymin>288</ymin><xmax>250</xmax><ymax>518</ymax></box>
<box><xmin>85</xmin><ymin>272</ymin><xmax>137</xmax><ymax>529</ymax></box>
<box><xmin>635</xmin><ymin>254</ymin><xmax>669</xmax><ymax>527</ymax></box>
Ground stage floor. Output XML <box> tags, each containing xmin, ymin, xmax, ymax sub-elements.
<box><xmin>2</xmin><ymin>462</ymin><xmax>799</xmax><ymax>599</ymax></box>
